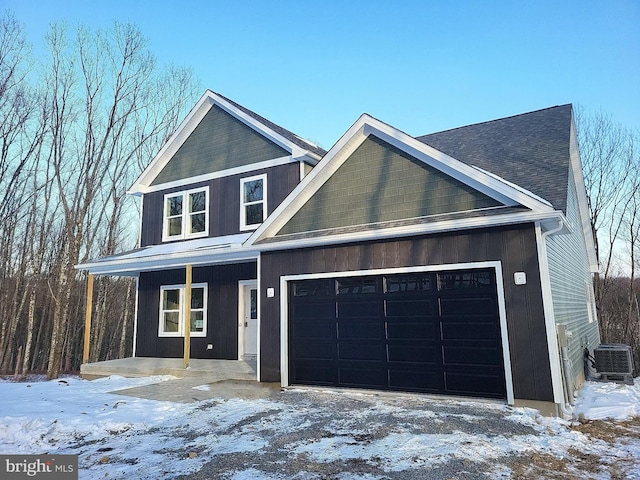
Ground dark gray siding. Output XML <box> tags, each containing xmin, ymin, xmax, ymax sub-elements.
<box><xmin>141</xmin><ymin>163</ymin><xmax>300</xmax><ymax>246</ymax></box>
<box><xmin>136</xmin><ymin>262</ymin><xmax>257</xmax><ymax>359</ymax></box>
<box><xmin>260</xmin><ymin>224</ymin><xmax>554</xmax><ymax>402</ymax></box>
<box><xmin>151</xmin><ymin>105</ymin><xmax>290</xmax><ymax>185</ymax></box>
<box><xmin>278</xmin><ymin>136</ymin><xmax>501</xmax><ymax>235</ymax></box>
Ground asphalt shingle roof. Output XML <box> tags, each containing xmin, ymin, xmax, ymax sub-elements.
<box><xmin>416</xmin><ymin>105</ymin><xmax>573</xmax><ymax>213</ymax></box>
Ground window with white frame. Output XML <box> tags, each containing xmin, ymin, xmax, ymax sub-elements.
<box><xmin>159</xmin><ymin>283</ymin><xmax>207</xmax><ymax>337</ymax></box>
<box><xmin>240</xmin><ymin>174</ymin><xmax>267</xmax><ymax>230</ymax></box>
<box><xmin>163</xmin><ymin>187</ymin><xmax>208</xmax><ymax>241</ymax></box>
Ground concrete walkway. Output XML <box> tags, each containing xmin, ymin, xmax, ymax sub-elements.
<box><xmin>112</xmin><ymin>377</ymin><xmax>282</xmax><ymax>402</ymax></box>
<box><xmin>80</xmin><ymin>357</ymin><xmax>257</xmax><ymax>381</ymax></box>
<box><xmin>82</xmin><ymin>357</ymin><xmax>281</xmax><ymax>402</ymax></box>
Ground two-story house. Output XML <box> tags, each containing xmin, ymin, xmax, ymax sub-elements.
<box><xmin>78</xmin><ymin>90</ymin><xmax>600</xmax><ymax>415</ymax></box>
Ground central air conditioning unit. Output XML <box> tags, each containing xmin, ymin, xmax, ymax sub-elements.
<box><xmin>594</xmin><ymin>344</ymin><xmax>634</xmax><ymax>384</ymax></box>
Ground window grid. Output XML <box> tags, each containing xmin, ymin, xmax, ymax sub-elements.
<box><xmin>158</xmin><ymin>283</ymin><xmax>207</xmax><ymax>337</ymax></box>
<box><xmin>163</xmin><ymin>187</ymin><xmax>209</xmax><ymax>241</ymax></box>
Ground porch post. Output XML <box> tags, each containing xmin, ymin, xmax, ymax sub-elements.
<box><xmin>82</xmin><ymin>273</ymin><xmax>94</xmax><ymax>364</ymax></box>
<box><xmin>183</xmin><ymin>264</ymin><xmax>192</xmax><ymax>369</ymax></box>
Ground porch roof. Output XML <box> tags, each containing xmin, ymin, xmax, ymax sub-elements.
<box><xmin>76</xmin><ymin>233</ymin><xmax>257</xmax><ymax>276</ymax></box>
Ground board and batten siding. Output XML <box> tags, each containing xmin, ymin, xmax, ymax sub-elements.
<box><xmin>136</xmin><ymin>263</ymin><xmax>257</xmax><ymax>359</ymax></box>
<box><xmin>545</xmin><ymin>170</ymin><xmax>600</xmax><ymax>394</ymax></box>
<box><xmin>260</xmin><ymin>224</ymin><xmax>555</xmax><ymax>403</ymax></box>
<box><xmin>140</xmin><ymin>163</ymin><xmax>301</xmax><ymax>246</ymax></box>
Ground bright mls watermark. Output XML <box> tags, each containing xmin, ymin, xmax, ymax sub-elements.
<box><xmin>1</xmin><ymin>455</ymin><xmax>78</xmax><ymax>479</ymax></box>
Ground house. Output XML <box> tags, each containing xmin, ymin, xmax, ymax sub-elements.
<box><xmin>77</xmin><ymin>90</ymin><xmax>600</xmax><ymax>415</ymax></box>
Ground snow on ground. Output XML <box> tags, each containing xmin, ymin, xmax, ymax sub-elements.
<box><xmin>1</xmin><ymin>375</ymin><xmax>639</xmax><ymax>479</ymax></box>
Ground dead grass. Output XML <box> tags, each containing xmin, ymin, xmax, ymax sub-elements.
<box><xmin>509</xmin><ymin>417</ymin><xmax>640</xmax><ymax>479</ymax></box>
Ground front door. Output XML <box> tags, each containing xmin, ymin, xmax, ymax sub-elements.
<box><xmin>239</xmin><ymin>281</ymin><xmax>258</xmax><ymax>358</ymax></box>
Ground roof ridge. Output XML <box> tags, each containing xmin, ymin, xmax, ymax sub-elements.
<box><xmin>417</xmin><ymin>104</ymin><xmax>573</xmax><ymax>138</ymax></box>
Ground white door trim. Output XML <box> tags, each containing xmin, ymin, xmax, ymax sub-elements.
<box><xmin>280</xmin><ymin>261</ymin><xmax>514</xmax><ymax>404</ymax></box>
<box><xmin>238</xmin><ymin>280</ymin><xmax>258</xmax><ymax>361</ymax></box>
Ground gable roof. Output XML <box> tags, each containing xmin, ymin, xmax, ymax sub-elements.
<box><xmin>248</xmin><ymin>113</ymin><xmax>561</xmax><ymax>249</ymax></box>
<box><xmin>216</xmin><ymin>92</ymin><xmax>326</xmax><ymax>158</ymax></box>
<box><xmin>129</xmin><ymin>90</ymin><xmax>325</xmax><ymax>194</ymax></box>
<box><xmin>417</xmin><ymin>105</ymin><xmax>573</xmax><ymax>213</ymax></box>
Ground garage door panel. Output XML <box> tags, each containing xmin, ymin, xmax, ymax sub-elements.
<box><xmin>439</xmin><ymin>298</ymin><xmax>496</xmax><ymax>316</ymax></box>
<box><xmin>293</xmin><ymin>321</ymin><xmax>335</xmax><ymax>339</ymax></box>
<box><xmin>444</xmin><ymin>370</ymin><xmax>505</xmax><ymax>398</ymax></box>
<box><xmin>387</xmin><ymin>344</ymin><xmax>439</xmax><ymax>364</ymax></box>
<box><xmin>385</xmin><ymin>299</ymin><xmax>434</xmax><ymax>317</ymax></box>
<box><xmin>338</xmin><ymin>342</ymin><xmax>385</xmax><ymax>361</ymax></box>
<box><xmin>337</xmin><ymin>301</ymin><xmax>379</xmax><ymax>318</ymax></box>
<box><xmin>292</xmin><ymin>340</ymin><xmax>336</xmax><ymax>360</ymax></box>
<box><xmin>337</xmin><ymin>321</ymin><xmax>382</xmax><ymax>340</ymax></box>
<box><xmin>442</xmin><ymin>345</ymin><xmax>503</xmax><ymax>366</ymax></box>
<box><xmin>292</xmin><ymin>302</ymin><xmax>335</xmax><ymax>319</ymax></box>
<box><xmin>293</xmin><ymin>364</ymin><xmax>337</xmax><ymax>385</ymax></box>
<box><xmin>389</xmin><ymin>368</ymin><xmax>443</xmax><ymax>392</ymax></box>
<box><xmin>441</xmin><ymin>321</ymin><xmax>500</xmax><ymax>341</ymax></box>
<box><xmin>386</xmin><ymin>321</ymin><xmax>437</xmax><ymax>340</ymax></box>
<box><xmin>339</xmin><ymin>366</ymin><xmax>386</xmax><ymax>388</ymax></box>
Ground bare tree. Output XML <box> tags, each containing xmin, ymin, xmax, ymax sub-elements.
<box><xmin>0</xmin><ymin>10</ymin><xmax>199</xmax><ymax>377</ymax></box>
<box><xmin>577</xmin><ymin>107</ymin><xmax>640</xmax><ymax>372</ymax></box>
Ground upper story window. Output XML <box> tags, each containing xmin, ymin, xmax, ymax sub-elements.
<box><xmin>163</xmin><ymin>187</ymin><xmax>209</xmax><ymax>241</ymax></box>
<box><xmin>240</xmin><ymin>174</ymin><xmax>267</xmax><ymax>231</ymax></box>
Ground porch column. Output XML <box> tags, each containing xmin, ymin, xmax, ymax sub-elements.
<box><xmin>183</xmin><ymin>264</ymin><xmax>192</xmax><ymax>369</ymax></box>
<box><xmin>82</xmin><ymin>273</ymin><xmax>94</xmax><ymax>364</ymax></box>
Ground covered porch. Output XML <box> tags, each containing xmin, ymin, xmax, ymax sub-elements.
<box><xmin>80</xmin><ymin>357</ymin><xmax>257</xmax><ymax>381</ymax></box>
<box><xmin>75</xmin><ymin>234</ymin><xmax>262</xmax><ymax>382</ymax></box>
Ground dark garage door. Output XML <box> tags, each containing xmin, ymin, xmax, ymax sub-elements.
<box><xmin>288</xmin><ymin>269</ymin><xmax>506</xmax><ymax>399</ymax></box>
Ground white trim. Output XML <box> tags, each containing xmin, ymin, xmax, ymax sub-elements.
<box><xmin>248</xmin><ymin>114</ymin><xmax>556</xmax><ymax>246</ymax></box>
<box><xmin>137</xmin><ymin>196</ymin><xmax>143</xmax><ymax>247</ymax></box>
<box><xmin>132</xmin><ymin>277</ymin><xmax>139</xmax><ymax>357</ymax></box>
<box><xmin>535</xmin><ymin>221</ymin><xmax>566</xmax><ymax>404</ymax></box>
<box><xmin>78</xmin><ymin>249</ymin><xmax>259</xmax><ymax>276</ymax></box>
<box><xmin>254</xmin><ymin>210</ymin><xmax>569</xmax><ymax>252</ymax></box>
<box><xmin>129</xmin><ymin>90</ymin><xmax>321</xmax><ymax>193</ymax></box>
<box><xmin>240</xmin><ymin>174</ymin><xmax>267</xmax><ymax>231</ymax></box>
<box><xmin>238</xmin><ymin>279</ymin><xmax>258</xmax><ymax>359</ymax></box>
<box><xmin>256</xmin><ymin>253</ymin><xmax>262</xmax><ymax>382</ymax></box>
<box><xmin>133</xmin><ymin>156</ymin><xmax>293</xmax><ymax>195</ymax></box>
<box><xmin>279</xmin><ymin>261</ymin><xmax>515</xmax><ymax>405</ymax></box>
<box><xmin>299</xmin><ymin>160</ymin><xmax>305</xmax><ymax>181</ymax></box>
<box><xmin>162</xmin><ymin>186</ymin><xmax>209</xmax><ymax>242</ymax></box>
<box><xmin>569</xmin><ymin>116</ymin><xmax>599</xmax><ymax>272</ymax></box>
<box><xmin>158</xmin><ymin>283</ymin><xmax>208</xmax><ymax>338</ymax></box>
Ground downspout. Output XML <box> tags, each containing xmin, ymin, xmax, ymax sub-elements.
<box><xmin>540</xmin><ymin>218</ymin><xmax>573</xmax><ymax>418</ymax></box>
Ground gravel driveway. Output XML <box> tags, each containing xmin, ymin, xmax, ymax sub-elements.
<box><xmin>157</xmin><ymin>387</ymin><xmax>640</xmax><ymax>480</ymax></box>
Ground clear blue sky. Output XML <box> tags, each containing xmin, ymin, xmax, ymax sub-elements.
<box><xmin>3</xmin><ymin>0</ymin><xmax>639</xmax><ymax>149</ymax></box>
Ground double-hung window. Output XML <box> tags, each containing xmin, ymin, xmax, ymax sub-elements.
<box><xmin>163</xmin><ymin>187</ymin><xmax>208</xmax><ymax>241</ymax></box>
<box><xmin>159</xmin><ymin>283</ymin><xmax>207</xmax><ymax>337</ymax></box>
<box><xmin>240</xmin><ymin>174</ymin><xmax>267</xmax><ymax>231</ymax></box>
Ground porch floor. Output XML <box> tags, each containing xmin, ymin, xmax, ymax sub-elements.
<box><xmin>80</xmin><ymin>357</ymin><xmax>257</xmax><ymax>381</ymax></box>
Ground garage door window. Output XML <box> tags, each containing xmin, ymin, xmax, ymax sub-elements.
<box><xmin>437</xmin><ymin>271</ymin><xmax>492</xmax><ymax>290</ymax></box>
<box><xmin>293</xmin><ymin>280</ymin><xmax>331</xmax><ymax>297</ymax></box>
<box><xmin>337</xmin><ymin>277</ymin><xmax>377</xmax><ymax>295</ymax></box>
<box><xmin>385</xmin><ymin>274</ymin><xmax>432</xmax><ymax>293</ymax></box>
